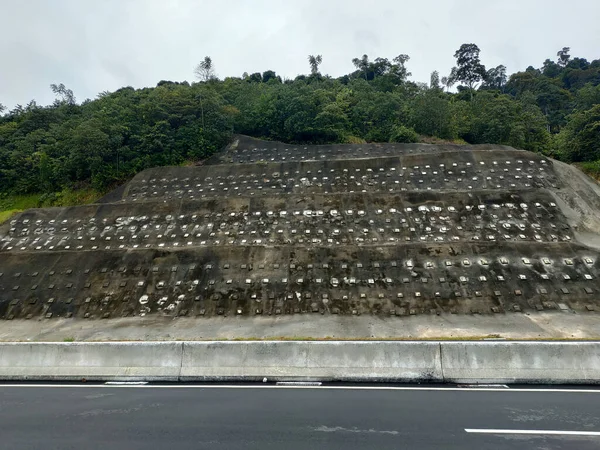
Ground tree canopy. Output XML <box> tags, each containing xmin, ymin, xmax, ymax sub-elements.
<box><xmin>449</xmin><ymin>44</ymin><xmax>487</xmax><ymax>98</ymax></box>
<box><xmin>0</xmin><ymin>45</ymin><xmax>599</xmax><ymax>197</ymax></box>
<box><xmin>194</xmin><ymin>56</ymin><xmax>215</xmax><ymax>81</ymax></box>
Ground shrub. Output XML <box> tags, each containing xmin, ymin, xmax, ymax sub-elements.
<box><xmin>389</xmin><ymin>125</ymin><xmax>419</xmax><ymax>143</ymax></box>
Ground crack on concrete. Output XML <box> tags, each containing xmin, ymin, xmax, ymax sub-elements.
<box><xmin>178</xmin><ymin>341</ymin><xmax>185</xmax><ymax>381</ymax></box>
<box><xmin>439</xmin><ymin>342</ymin><xmax>445</xmax><ymax>382</ymax></box>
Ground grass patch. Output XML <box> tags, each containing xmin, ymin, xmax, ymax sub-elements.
<box><xmin>0</xmin><ymin>209</ymin><xmax>22</xmax><ymax>224</ymax></box>
<box><xmin>0</xmin><ymin>194</ymin><xmax>41</xmax><ymax>211</ymax></box>
<box><xmin>0</xmin><ymin>188</ymin><xmax>103</xmax><ymax>220</ymax></box>
<box><xmin>576</xmin><ymin>161</ymin><xmax>600</xmax><ymax>181</ymax></box>
<box><xmin>343</xmin><ymin>135</ymin><xmax>367</xmax><ymax>144</ymax></box>
<box><xmin>419</xmin><ymin>135</ymin><xmax>469</xmax><ymax>145</ymax></box>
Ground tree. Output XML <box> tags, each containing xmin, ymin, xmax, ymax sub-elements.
<box><xmin>352</xmin><ymin>54</ymin><xmax>369</xmax><ymax>80</ymax></box>
<box><xmin>390</xmin><ymin>54</ymin><xmax>411</xmax><ymax>82</ymax></box>
<box><xmin>411</xmin><ymin>87</ymin><xmax>454</xmax><ymax>138</ymax></box>
<box><xmin>349</xmin><ymin>54</ymin><xmax>410</xmax><ymax>84</ymax></box>
<box><xmin>575</xmin><ymin>83</ymin><xmax>600</xmax><ymax>111</ymax></box>
<box><xmin>0</xmin><ymin>103</ymin><xmax>4</xmax><ymax>114</ymax></box>
<box><xmin>566</xmin><ymin>57</ymin><xmax>590</xmax><ymax>71</ymax></box>
<box><xmin>483</xmin><ymin>65</ymin><xmax>507</xmax><ymax>91</ymax></box>
<box><xmin>0</xmin><ymin>48</ymin><xmax>595</xmax><ymax>200</ymax></box>
<box><xmin>505</xmin><ymin>70</ymin><xmax>539</xmax><ymax>96</ymax></box>
<box><xmin>542</xmin><ymin>59</ymin><xmax>561</xmax><ymax>78</ymax></box>
<box><xmin>389</xmin><ymin>125</ymin><xmax>419</xmax><ymax>143</ymax></box>
<box><xmin>50</xmin><ymin>83</ymin><xmax>76</xmax><ymax>105</ymax></box>
<box><xmin>440</xmin><ymin>76</ymin><xmax>454</xmax><ymax>92</ymax></box>
<box><xmin>194</xmin><ymin>56</ymin><xmax>215</xmax><ymax>81</ymax></box>
<box><xmin>308</xmin><ymin>55</ymin><xmax>323</xmax><ymax>75</ymax></box>
<box><xmin>372</xmin><ymin>57</ymin><xmax>392</xmax><ymax>77</ymax></box>
<box><xmin>313</xmin><ymin>102</ymin><xmax>350</xmax><ymax>139</ymax></box>
<box><xmin>557</xmin><ymin>47</ymin><xmax>571</xmax><ymax>68</ymax></box>
<box><xmin>393</xmin><ymin>54</ymin><xmax>410</xmax><ymax>69</ymax></box>
<box><xmin>534</xmin><ymin>79</ymin><xmax>571</xmax><ymax>132</ymax></box>
<box><xmin>449</xmin><ymin>44</ymin><xmax>487</xmax><ymax>98</ymax></box>
<box><xmin>558</xmin><ymin>105</ymin><xmax>600</xmax><ymax>161</ymax></box>
<box><xmin>247</xmin><ymin>72</ymin><xmax>263</xmax><ymax>83</ymax></box>
<box><xmin>430</xmin><ymin>71</ymin><xmax>440</xmax><ymax>90</ymax></box>
<box><xmin>262</xmin><ymin>70</ymin><xmax>280</xmax><ymax>83</ymax></box>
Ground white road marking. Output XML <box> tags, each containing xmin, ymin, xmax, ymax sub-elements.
<box><xmin>0</xmin><ymin>384</ymin><xmax>599</xmax><ymax>393</ymax></box>
<box><xmin>459</xmin><ymin>384</ymin><xmax>509</xmax><ymax>389</ymax></box>
<box><xmin>276</xmin><ymin>381</ymin><xmax>322</xmax><ymax>386</ymax></box>
<box><xmin>466</xmin><ymin>428</ymin><xmax>600</xmax><ymax>436</ymax></box>
<box><xmin>105</xmin><ymin>381</ymin><xmax>148</xmax><ymax>385</ymax></box>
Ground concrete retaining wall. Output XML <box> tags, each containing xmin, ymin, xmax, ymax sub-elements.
<box><xmin>0</xmin><ymin>342</ymin><xmax>182</xmax><ymax>381</ymax></box>
<box><xmin>180</xmin><ymin>341</ymin><xmax>442</xmax><ymax>381</ymax></box>
<box><xmin>0</xmin><ymin>341</ymin><xmax>598</xmax><ymax>383</ymax></box>
<box><xmin>441</xmin><ymin>341</ymin><xmax>600</xmax><ymax>384</ymax></box>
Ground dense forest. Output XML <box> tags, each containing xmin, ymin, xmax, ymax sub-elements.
<box><xmin>1</xmin><ymin>44</ymin><xmax>599</xmax><ymax>199</ymax></box>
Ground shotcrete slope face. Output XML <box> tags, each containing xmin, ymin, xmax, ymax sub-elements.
<box><xmin>2</xmin><ymin>135</ymin><xmax>600</xmax><ymax>320</ymax></box>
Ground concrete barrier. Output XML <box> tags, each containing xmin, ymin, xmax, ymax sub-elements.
<box><xmin>0</xmin><ymin>342</ymin><xmax>183</xmax><ymax>381</ymax></box>
<box><xmin>180</xmin><ymin>341</ymin><xmax>310</xmax><ymax>380</ymax></box>
<box><xmin>303</xmin><ymin>341</ymin><xmax>441</xmax><ymax>381</ymax></box>
<box><xmin>440</xmin><ymin>341</ymin><xmax>600</xmax><ymax>384</ymax></box>
<box><xmin>0</xmin><ymin>341</ymin><xmax>599</xmax><ymax>383</ymax></box>
<box><xmin>180</xmin><ymin>341</ymin><xmax>442</xmax><ymax>381</ymax></box>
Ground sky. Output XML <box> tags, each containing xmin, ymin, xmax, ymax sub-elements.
<box><xmin>1</xmin><ymin>0</ymin><xmax>599</xmax><ymax>109</ymax></box>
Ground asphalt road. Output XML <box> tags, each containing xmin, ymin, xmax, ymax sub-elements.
<box><xmin>1</xmin><ymin>385</ymin><xmax>600</xmax><ymax>450</ymax></box>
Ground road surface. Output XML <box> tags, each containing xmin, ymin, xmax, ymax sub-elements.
<box><xmin>0</xmin><ymin>384</ymin><xmax>599</xmax><ymax>449</ymax></box>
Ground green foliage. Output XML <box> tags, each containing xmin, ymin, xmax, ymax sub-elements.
<box><xmin>389</xmin><ymin>125</ymin><xmax>419</xmax><ymax>143</ymax></box>
<box><xmin>0</xmin><ymin>82</ymin><xmax>232</xmax><ymax>194</ymax></box>
<box><xmin>262</xmin><ymin>70</ymin><xmax>281</xmax><ymax>83</ymax></box>
<box><xmin>578</xmin><ymin>161</ymin><xmax>600</xmax><ymax>180</ymax></box>
<box><xmin>0</xmin><ymin>45</ymin><xmax>598</xmax><ymax>200</ymax></box>
<box><xmin>0</xmin><ymin>209</ymin><xmax>20</xmax><ymax>224</ymax></box>
<box><xmin>449</xmin><ymin>44</ymin><xmax>487</xmax><ymax>94</ymax></box>
<box><xmin>557</xmin><ymin>105</ymin><xmax>600</xmax><ymax>162</ymax></box>
<box><xmin>0</xmin><ymin>187</ymin><xmax>102</xmax><ymax>223</ymax></box>
<box><xmin>575</xmin><ymin>84</ymin><xmax>600</xmax><ymax>110</ymax></box>
<box><xmin>308</xmin><ymin>55</ymin><xmax>323</xmax><ymax>76</ymax></box>
<box><xmin>482</xmin><ymin>65</ymin><xmax>507</xmax><ymax>91</ymax></box>
<box><xmin>350</xmin><ymin>54</ymin><xmax>411</xmax><ymax>85</ymax></box>
<box><xmin>194</xmin><ymin>56</ymin><xmax>215</xmax><ymax>81</ymax></box>
<box><xmin>410</xmin><ymin>88</ymin><xmax>455</xmax><ymax>139</ymax></box>
<box><xmin>343</xmin><ymin>135</ymin><xmax>367</xmax><ymax>144</ymax></box>
<box><xmin>507</xmin><ymin>50</ymin><xmax>599</xmax><ymax>134</ymax></box>
<box><xmin>0</xmin><ymin>188</ymin><xmax>102</xmax><ymax>211</ymax></box>
<box><xmin>464</xmin><ymin>92</ymin><xmax>550</xmax><ymax>151</ymax></box>
<box><xmin>50</xmin><ymin>83</ymin><xmax>76</xmax><ymax>106</ymax></box>
<box><xmin>557</xmin><ymin>47</ymin><xmax>571</xmax><ymax>68</ymax></box>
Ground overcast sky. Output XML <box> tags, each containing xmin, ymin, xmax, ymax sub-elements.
<box><xmin>1</xmin><ymin>0</ymin><xmax>599</xmax><ymax>109</ymax></box>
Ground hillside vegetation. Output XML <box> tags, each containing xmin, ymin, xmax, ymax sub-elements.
<box><xmin>0</xmin><ymin>45</ymin><xmax>599</xmax><ymax>200</ymax></box>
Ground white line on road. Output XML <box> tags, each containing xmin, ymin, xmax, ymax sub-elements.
<box><xmin>0</xmin><ymin>384</ymin><xmax>600</xmax><ymax>393</ymax></box>
<box><xmin>105</xmin><ymin>381</ymin><xmax>148</xmax><ymax>385</ymax></box>
<box><xmin>466</xmin><ymin>428</ymin><xmax>600</xmax><ymax>436</ymax></box>
<box><xmin>458</xmin><ymin>384</ymin><xmax>509</xmax><ymax>389</ymax></box>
